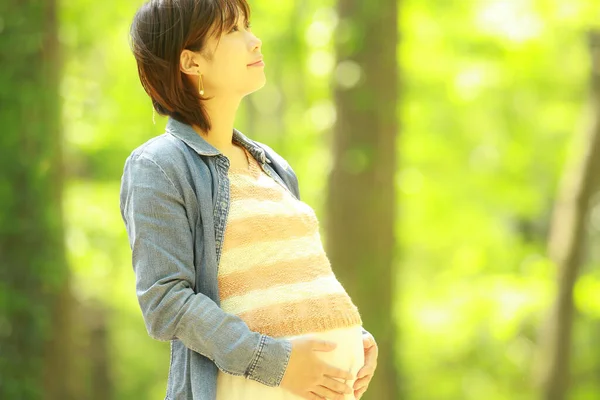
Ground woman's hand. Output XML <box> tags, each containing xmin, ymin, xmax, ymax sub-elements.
<box><xmin>280</xmin><ymin>337</ymin><xmax>355</xmax><ymax>400</ymax></box>
<box><xmin>354</xmin><ymin>332</ymin><xmax>378</xmax><ymax>399</ymax></box>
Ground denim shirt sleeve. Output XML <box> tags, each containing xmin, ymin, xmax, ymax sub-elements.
<box><xmin>120</xmin><ymin>152</ymin><xmax>292</xmax><ymax>387</ymax></box>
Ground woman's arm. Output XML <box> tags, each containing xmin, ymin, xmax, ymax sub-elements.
<box><xmin>120</xmin><ymin>153</ymin><xmax>291</xmax><ymax>387</ymax></box>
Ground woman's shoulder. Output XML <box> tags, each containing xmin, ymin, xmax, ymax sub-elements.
<box><xmin>122</xmin><ymin>133</ymin><xmax>210</xmax><ymax>191</ymax></box>
<box><xmin>127</xmin><ymin>133</ymin><xmax>191</xmax><ymax>165</ymax></box>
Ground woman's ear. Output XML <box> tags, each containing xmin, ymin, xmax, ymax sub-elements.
<box><xmin>180</xmin><ymin>49</ymin><xmax>201</xmax><ymax>75</ymax></box>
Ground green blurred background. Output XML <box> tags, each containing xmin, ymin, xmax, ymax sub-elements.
<box><xmin>2</xmin><ymin>0</ymin><xmax>600</xmax><ymax>399</ymax></box>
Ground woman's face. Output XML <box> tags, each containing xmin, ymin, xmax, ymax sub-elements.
<box><xmin>198</xmin><ymin>15</ymin><xmax>265</xmax><ymax>98</ymax></box>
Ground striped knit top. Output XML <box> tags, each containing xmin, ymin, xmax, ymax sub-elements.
<box><xmin>217</xmin><ymin>146</ymin><xmax>362</xmax><ymax>338</ymax></box>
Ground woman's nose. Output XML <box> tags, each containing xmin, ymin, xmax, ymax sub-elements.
<box><xmin>250</xmin><ymin>35</ymin><xmax>262</xmax><ymax>51</ymax></box>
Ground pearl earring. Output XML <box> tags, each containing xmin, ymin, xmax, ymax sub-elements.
<box><xmin>198</xmin><ymin>72</ymin><xmax>205</xmax><ymax>96</ymax></box>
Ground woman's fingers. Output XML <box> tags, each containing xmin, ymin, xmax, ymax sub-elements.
<box><xmin>352</xmin><ymin>375</ymin><xmax>369</xmax><ymax>390</ymax></box>
<box><xmin>361</xmin><ymin>345</ymin><xmax>378</xmax><ymax>371</ymax></box>
<box><xmin>320</xmin><ymin>375</ymin><xmax>353</xmax><ymax>395</ymax></box>
<box><xmin>324</xmin><ymin>364</ymin><xmax>355</xmax><ymax>381</ymax></box>
<box><xmin>312</xmin><ymin>384</ymin><xmax>349</xmax><ymax>400</ymax></box>
<box><xmin>354</xmin><ymin>387</ymin><xmax>367</xmax><ymax>399</ymax></box>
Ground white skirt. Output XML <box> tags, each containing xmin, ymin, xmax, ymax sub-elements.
<box><xmin>216</xmin><ymin>324</ymin><xmax>364</xmax><ymax>400</ymax></box>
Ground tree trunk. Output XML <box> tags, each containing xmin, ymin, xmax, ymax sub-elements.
<box><xmin>87</xmin><ymin>302</ymin><xmax>112</xmax><ymax>400</ymax></box>
<box><xmin>536</xmin><ymin>30</ymin><xmax>600</xmax><ymax>400</ymax></box>
<box><xmin>327</xmin><ymin>1</ymin><xmax>400</xmax><ymax>399</ymax></box>
<box><xmin>0</xmin><ymin>0</ymin><xmax>71</xmax><ymax>398</ymax></box>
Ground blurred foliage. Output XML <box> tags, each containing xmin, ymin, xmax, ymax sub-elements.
<box><xmin>55</xmin><ymin>0</ymin><xmax>600</xmax><ymax>399</ymax></box>
<box><xmin>0</xmin><ymin>1</ymin><xmax>67</xmax><ymax>398</ymax></box>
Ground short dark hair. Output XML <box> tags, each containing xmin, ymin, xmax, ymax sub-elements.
<box><xmin>130</xmin><ymin>0</ymin><xmax>251</xmax><ymax>132</ymax></box>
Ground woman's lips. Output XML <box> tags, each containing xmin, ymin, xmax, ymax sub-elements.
<box><xmin>248</xmin><ymin>59</ymin><xmax>265</xmax><ymax>67</ymax></box>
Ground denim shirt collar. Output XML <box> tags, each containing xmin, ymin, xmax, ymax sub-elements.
<box><xmin>165</xmin><ymin>116</ymin><xmax>270</xmax><ymax>165</ymax></box>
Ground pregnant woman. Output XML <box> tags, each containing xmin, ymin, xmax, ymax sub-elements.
<box><xmin>120</xmin><ymin>0</ymin><xmax>378</xmax><ymax>399</ymax></box>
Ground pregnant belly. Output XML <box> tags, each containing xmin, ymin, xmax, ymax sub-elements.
<box><xmin>284</xmin><ymin>324</ymin><xmax>365</xmax><ymax>386</ymax></box>
<box><xmin>216</xmin><ymin>324</ymin><xmax>364</xmax><ymax>400</ymax></box>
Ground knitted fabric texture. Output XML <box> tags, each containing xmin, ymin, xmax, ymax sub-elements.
<box><xmin>217</xmin><ymin>147</ymin><xmax>362</xmax><ymax>338</ymax></box>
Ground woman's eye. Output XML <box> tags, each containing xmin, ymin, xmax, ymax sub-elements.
<box><xmin>229</xmin><ymin>21</ymin><xmax>251</xmax><ymax>33</ymax></box>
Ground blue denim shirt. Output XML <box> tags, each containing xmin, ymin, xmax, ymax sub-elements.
<box><xmin>120</xmin><ymin>117</ymin><xmax>367</xmax><ymax>399</ymax></box>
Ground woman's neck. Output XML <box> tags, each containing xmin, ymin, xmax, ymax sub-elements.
<box><xmin>192</xmin><ymin>95</ymin><xmax>242</xmax><ymax>153</ymax></box>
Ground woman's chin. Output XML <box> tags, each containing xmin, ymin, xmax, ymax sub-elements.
<box><xmin>244</xmin><ymin>79</ymin><xmax>267</xmax><ymax>96</ymax></box>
